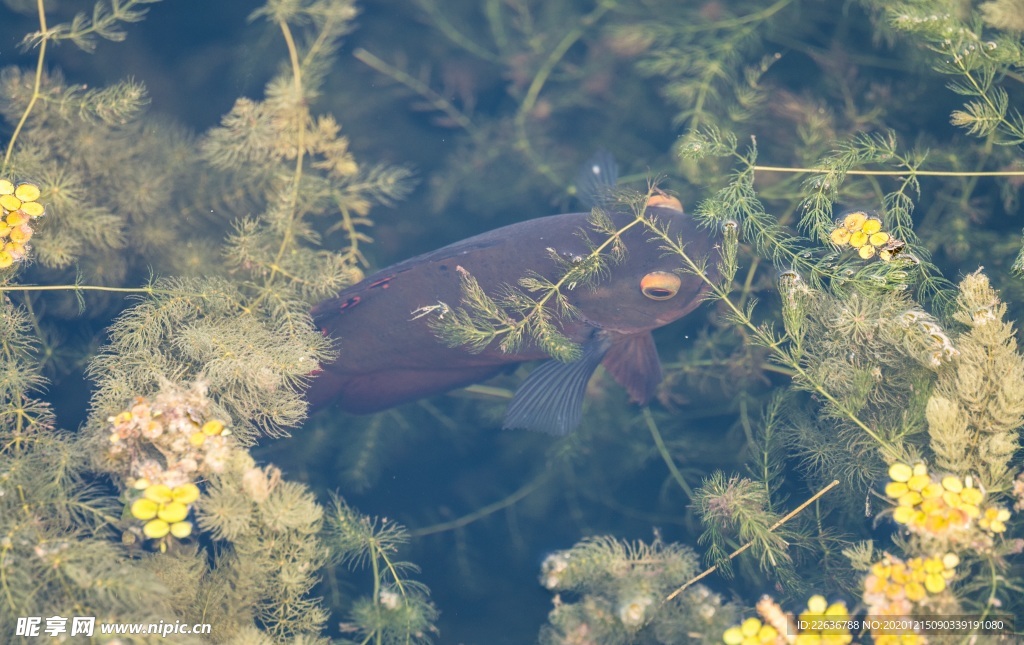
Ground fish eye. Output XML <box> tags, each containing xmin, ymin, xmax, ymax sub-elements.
<box><xmin>640</xmin><ymin>271</ymin><xmax>681</xmax><ymax>300</ymax></box>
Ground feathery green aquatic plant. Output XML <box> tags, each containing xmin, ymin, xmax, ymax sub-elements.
<box><xmin>327</xmin><ymin>496</ymin><xmax>439</xmax><ymax>644</ymax></box>
<box><xmin>0</xmin><ymin>0</ymin><xmax>427</xmax><ymax>641</ymax></box>
<box><xmin>2</xmin><ymin>0</ymin><xmax>1024</xmax><ymax>642</ymax></box>
<box><xmin>538</xmin><ymin>536</ymin><xmax>738</xmax><ymax>645</ymax></box>
<box><xmin>0</xmin><ymin>298</ymin><xmax>180</xmax><ymax>637</ymax></box>
<box><xmin>927</xmin><ymin>271</ymin><xmax>1024</xmax><ymax>493</ymax></box>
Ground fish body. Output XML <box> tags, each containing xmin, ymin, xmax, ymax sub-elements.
<box><xmin>308</xmin><ymin>202</ymin><xmax>717</xmax><ymax>434</ymax></box>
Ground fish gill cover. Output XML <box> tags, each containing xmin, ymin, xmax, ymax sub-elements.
<box><xmin>0</xmin><ymin>0</ymin><xmax>1023</xmax><ymax>643</ymax></box>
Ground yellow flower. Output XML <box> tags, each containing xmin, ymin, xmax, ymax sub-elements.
<box><xmin>883</xmin><ymin>463</ymin><xmax>998</xmax><ymax>537</ymax></box>
<box><xmin>830</xmin><ymin>227</ymin><xmax>852</xmax><ymax>245</ymax></box>
<box><xmin>865</xmin><ymin>552</ymin><xmax>957</xmax><ymax>615</ymax></box>
<box><xmin>134</xmin><ymin>483</ymin><xmax>201</xmax><ymax>543</ymax></box>
<box><xmin>924</xmin><ymin>573</ymin><xmax>945</xmax><ymax>594</ymax></box>
<box><xmin>843</xmin><ymin>211</ymin><xmax>868</xmax><ymax>230</ymax></box>
<box><xmin>157</xmin><ymin>501</ymin><xmax>189</xmax><ymax>523</ymax></box>
<box><xmin>904</xmin><ymin>581</ymin><xmax>925</xmax><ymax>601</ymax></box>
<box><xmin>888</xmin><ymin>463</ymin><xmax>913</xmax><ymax>482</ymax></box>
<box><xmin>920</xmin><ymin>482</ymin><xmax>943</xmax><ymax>499</ymax></box>
<box><xmin>131</xmin><ymin>498</ymin><xmax>159</xmax><ymax>521</ymax></box>
<box><xmin>202</xmin><ymin>419</ymin><xmax>225</xmax><ymax>435</ymax></box>
<box><xmin>906</xmin><ymin>473</ymin><xmax>930</xmax><ymax>492</ymax></box>
<box><xmin>830</xmin><ymin>212</ymin><xmax>894</xmax><ymax>261</ymax></box>
<box><xmin>8</xmin><ymin>227</ymin><xmax>30</xmax><ymax>244</ymax></box>
<box><xmin>173</xmin><ymin>483</ymin><xmax>200</xmax><ymax>504</ymax></box>
<box><xmin>806</xmin><ymin>594</ymin><xmax>827</xmax><ymax>615</ymax></box>
<box><xmin>170</xmin><ymin>521</ymin><xmax>193</xmax><ymax>538</ymax></box>
<box><xmin>0</xmin><ymin>194</ymin><xmax>21</xmax><ymax>212</ymax></box>
<box><xmin>795</xmin><ymin>595</ymin><xmax>852</xmax><ymax>644</ymax></box>
<box><xmin>885</xmin><ymin>481</ymin><xmax>909</xmax><ymax>497</ymax></box>
<box><xmin>893</xmin><ymin>506</ymin><xmax>916</xmax><ymax>524</ymax></box>
<box><xmin>979</xmin><ymin>506</ymin><xmax>1011</xmax><ymax>533</ymax></box>
<box><xmin>6</xmin><ymin>242</ymin><xmax>26</xmax><ymax>259</ymax></box>
<box><xmin>869</xmin><ymin>231</ymin><xmax>890</xmax><ymax>246</ymax></box>
<box><xmin>959</xmin><ymin>487</ymin><xmax>984</xmax><ymax>506</ymax></box>
<box><xmin>898</xmin><ymin>491</ymin><xmax>922</xmax><ymax>507</ymax></box>
<box><xmin>5</xmin><ymin>211</ymin><xmax>27</xmax><ymax>227</ymax></box>
<box><xmin>144</xmin><ymin>484</ymin><xmax>173</xmax><ymax>504</ymax></box>
<box><xmin>14</xmin><ymin>183</ymin><xmax>40</xmax><ymax>202</ymax></box>
<box><xmin>143</xmin><ymin>519</ymin><xmax>170</xmax><ymax>539</ymax></box>
<box><xmin>741</xmin><ymin>617</ymin><xmax>762</xmax><ymax>636</ymax></box>
<box><xmin>723</xmin><ymin>617</ymin><xmax>777</xmax><ymax>645</ymax></box>
<box><xmin>0</xmin><ymin>180</ymin><xmax>44</xmax><ymax>267</ymax></box>
<box><xmin>22</xmin><ymin>201</ymin><xmax>44</xmax><ymax>217</ymax></box>
<box><xmin>941</xmin><ymin>476</ymin><xmax>963</xmax><ymax>492</ymax></box>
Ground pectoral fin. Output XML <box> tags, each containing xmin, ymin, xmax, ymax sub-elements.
<box><xmin>502</xmin><ymin>336</ymin><xmax>611</xmax><ymax>436</ymax></box>
<box><xmin>600</xmin><ymin>331</ymin><xmax>662</xmax><ymax>404</ymax></box>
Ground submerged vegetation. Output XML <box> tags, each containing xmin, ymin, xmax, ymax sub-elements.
<box><xmin>1</xmin><ymin>0</ymin><xmax>1023</xmax><ymax>643</ymax></box>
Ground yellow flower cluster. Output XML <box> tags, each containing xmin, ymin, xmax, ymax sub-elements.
<box><xmin>872</xmin><ymin>634</ymin><xmax>924</xmax><ymax>645</ymax></box>
<box><xmin>130</xmin><ymin>482</ymin><xmax>200</xmax><ymax>540</ymax></box>
<box><xmin>794</xmin><ymin>595</ymin><xmax>853</xmax><ymax>645</ymax></box>
<box><xmin>829</xmin><ymin>211</ymin><xmax>902</xmax><ymax>260</ymax></box>
<box><xmin>885</xmin><ymin>462</ymin><xmax>1011</xmax><ymax>537</ymax></box>
<box><xmin>864</xmin><ymin>552</ymin><xmax>959</xmax><ymax>614</ymax></box>
<box><xmin>107</xmin><ymin>384</ymin><xmax>235</xmax><ymax>549</ymax></box>
<box><xmin>863</xmin><ymin>552</ymin><xmax>958</xmax><ymax>645</ymax></box>
<box><xmin>979</xmin><ymin>506</ymin><xmax>1012</xmax><ymax>533</ymax></box>
<box><xmin>108</xmin><ymin>392</ymin><xmax>232</xmax><ymax>489</ymax></box>
<box><xmin>722</xmin><ymin>595</ymin><xmax>852</xmax><ymax>645</ymax></box>
<box><xmin>0</xmin><ymin>179</ymin><xmax>44</xmax><ymax>268</ymax></box>
<box><xmin>722</xmin><ymin>617</ymin><xmax>778</xmax><ymax>645</ymax></box>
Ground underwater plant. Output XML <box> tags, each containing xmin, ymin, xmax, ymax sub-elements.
<box><xmin>1</xmin><ymin>0</ymin><xmax>1024</xmax><ymax>643</ymax></box>
<box><xmin>1</xmin><ymin>0</ymin><xmax>432</xmax><ymax>642</ymax></box>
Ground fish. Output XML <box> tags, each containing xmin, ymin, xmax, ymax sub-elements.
<box><xmin>308</xmin><ymin>166</ymin><xmax>718</xmax><ymax>435</ymax></box>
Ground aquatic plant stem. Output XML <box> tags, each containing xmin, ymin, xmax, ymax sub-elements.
<box><xmin>513</xmin><ymin>1</ymin><xmax>613</xmax><ymax>188</ymax></box>
<box><xmin>2</xmin><ymin>0</ymin><xmax>48</xmax><ymax>171</ymax></box>
<box><xmin>753</xmin><ymin>165</ymin><xmax>1024</xmax><ymax>177</ymax></box>
<box><xmin>353</xmin><ymin>49</ymin><xmax>481</xmax><ymax>139</ymax></box>
<box><xmin>643</xmin><ymin>407</ymin><xmax>694</xmax><ymax>499</ymax></box>
<box><xmin>250</xmin><ymin>9</ymin><xmax>354</xmax><ymax>315</ymax></box>
<box><xmin>367</xmin><ymin>546</ymin><xmax>381</xmax><ymax>645</ymax></box>
<box><xmin>409</xmin><ymin>473</ymin><xmax>547</xmax><ymax>537</ymax></box>
<box><xmin>414</xmin><ymin>0</ymin><xmax>499</xmax><ymax>62</ymax></box>
<box><xmin>0</xmin><ymin>283</ymin><xmax>208</xmax><ymax>297</ymax></box>
<box><xmin>663</xmin><ymin>479</ymin><xmax>839</xmax><ymax>603</ymax></box>
<box><xmin>269</xmin><ymin>17</ymin><xmax>306</xmax><ymax>276</ymax></box>
<box><xmin>946</xmin><ymin>43</ymin><xmax>1024</xmax><ymax>144</ymax></box>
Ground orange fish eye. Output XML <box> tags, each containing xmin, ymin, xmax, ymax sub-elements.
<box><xmin>640</xmin><ymin>271</ymin><xmax>681</xmax><ymax>300</ymax></box>
<box><xmin>645</xmin><ymin>194</ymin><xmax>683</xmax><ymax>212</ymax></box>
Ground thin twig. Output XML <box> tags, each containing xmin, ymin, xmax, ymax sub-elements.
<box><xmin>664</xmin><ymin>478</ymin><xmax>840</xmax><ymax>603</ymax></box>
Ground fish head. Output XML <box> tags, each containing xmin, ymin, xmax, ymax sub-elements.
<box><xmin>567</xmin><ymin>204</ymin><xmax>719</xmax><ymax>334</ymax></box>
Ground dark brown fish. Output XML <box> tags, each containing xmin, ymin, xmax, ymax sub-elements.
<box><xmin>307</xmin><ymin>197</ymin><xmax>719</xmax><ymax>435</ymax></box>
